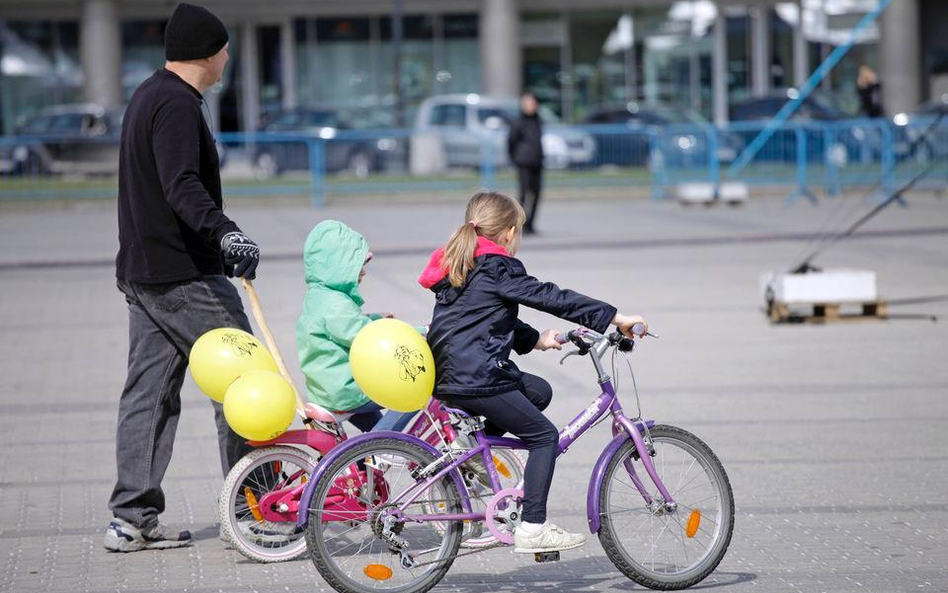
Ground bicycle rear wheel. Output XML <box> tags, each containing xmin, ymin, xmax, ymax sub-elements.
<box><xmin>305</xmin><ymin>437</ymin><xmax>463</xmax><ymax>593</ymax></box>
<box><xmin>598</xmin><ymin>425</ymin><xmax>734</xmax><ymax>590</ymax></box>
<box><xmin>219</xmin><ymin>446</ymin><xmax>316</xmax><ymax>563</ymax></box>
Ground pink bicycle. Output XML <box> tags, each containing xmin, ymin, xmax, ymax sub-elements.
<box><xmin>218</xmin><ymin>399</ymin><xmax>524</xmax><ymax>562</ymax></box>
<box><xmin>218</xmin><ymin>280</ymin><xmax>524</xmax><ymax>563</ymax></box>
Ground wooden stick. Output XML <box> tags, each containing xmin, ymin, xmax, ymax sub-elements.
<box><xmin>241</xmin><ymin>278</ymin><xmax>307</xmax><ymax>417</ymax></box>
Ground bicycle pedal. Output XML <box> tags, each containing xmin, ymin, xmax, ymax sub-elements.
<box><xmin>534</xmin><ymin>551</ymin><xmax>560</xmax><ymax>563</ymax></box>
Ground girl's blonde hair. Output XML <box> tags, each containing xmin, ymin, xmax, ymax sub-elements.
<box><xmin>442</xmin><ymin>192</ymin><xmax>526</xmax><ymax>287</ymax></box>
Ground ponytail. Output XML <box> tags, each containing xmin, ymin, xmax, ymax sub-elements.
<box><xmin>441</xmin><ymin>192</ymin><xmax>526</xmax><ymax>287</ymax></box>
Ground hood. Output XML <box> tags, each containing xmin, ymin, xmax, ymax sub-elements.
<box><xmin>418</xmin><ymin>236</ymin><xmax>510</xmax><ymax>290</ymax></box>
<box><xmin>303</xmin><ymin>220</ymin><xmax>369</xmax><ymax>305</ymax></box>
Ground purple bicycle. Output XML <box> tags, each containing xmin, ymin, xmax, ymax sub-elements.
<box><xmin>298</xmin><ymin>325</ymin><xmax>734</xmax><ymax>592</ymax></box>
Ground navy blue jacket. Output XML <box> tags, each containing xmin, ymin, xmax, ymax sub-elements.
<box><xmin>422</xmin><ymin>251</ymin><xmax>617</xmax><ymax>397</ymax></box>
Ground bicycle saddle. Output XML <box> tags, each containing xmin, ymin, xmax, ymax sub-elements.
<box><xmin>441</xmin><ymin>405</ymin><xmax>473</xmax><ymax>418</ymax></box>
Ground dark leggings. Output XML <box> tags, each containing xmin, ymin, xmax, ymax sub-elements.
<box><xmin>517</xmin><ymin>165</ymin><xmax>542</xmax><ymax>231</ymax></box>
<box><xmin>443</xmin><ymin>373</ymin><xmax>557</xmax><ymax>523</ymax></box>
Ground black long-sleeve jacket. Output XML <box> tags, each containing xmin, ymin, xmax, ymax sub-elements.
<box><xmin>116</xmin><ymin>68</ymin><xmax>239</xmax><ymax>283</ymax></box>
<box><xmin>423</xmin><ymin>253</ymin><xmax>617</xmax><ymax>397</ymax></box>
<box><xmin>507</xmin><ymin>113</ymin><xmax>544</xmax><ymax>168</ymax></box>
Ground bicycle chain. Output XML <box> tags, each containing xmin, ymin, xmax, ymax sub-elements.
<box><xmin>407</xmin><ymin>540</ymin><xmax>509</xmax><ymax>569</ymax></box>
<box><xmin>382</xmin><ymin>491</ymin><xmax>511</xmax><ymax>569</ymax></box>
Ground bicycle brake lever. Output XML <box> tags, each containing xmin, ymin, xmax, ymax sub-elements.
<box><xmin>559</xmin><ymin>350</ymin><xmax>581</xmax><ymax>365</ymax></box>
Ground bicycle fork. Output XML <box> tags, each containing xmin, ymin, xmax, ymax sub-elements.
<box><xmin>614</xmin><ymin>415</ymin><xmax>677</xmax><ymax>512</ymax></box>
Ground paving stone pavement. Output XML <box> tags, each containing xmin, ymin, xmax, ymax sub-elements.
<box><xmin>1</xmin><ymin>193</ymin><xmax>946</xmax><ymax>593</ymax></box>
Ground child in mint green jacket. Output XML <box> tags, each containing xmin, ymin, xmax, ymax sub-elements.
<box><xmin>296</xmin><ymin>220</ymin><xmax>414</xmax><ymax>432</ymax></box>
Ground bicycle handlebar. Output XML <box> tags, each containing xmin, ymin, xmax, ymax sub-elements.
<box><xmin>554</xmin><ymin>322</ymin><xmax>650</xmax><ymax>346</ymax></box>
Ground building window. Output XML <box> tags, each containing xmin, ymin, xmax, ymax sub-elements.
<box><xmin>294</xmin><ymin>13</ymin><xmax>478</xmax><ymax>128</ymax></box>
<box><xmin>0</xmin><ymin>21</ymin><xmax>80</xmax><ymax>134</ymax></box>
<box><xmin>122</xmin><ymin>20</ymin><xmax>165</xmax><ymax>101</ymax></box>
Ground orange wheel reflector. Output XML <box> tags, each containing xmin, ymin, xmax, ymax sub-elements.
<box><xmin>244</xmin><ymin>487</ymin><xmax>264</xmax><ymax>523</ymax></box>
<box><xmin>273</xmin><ymin>461</ymin><xmax>282</xmax><ymax>473</ymax></box>
<box><xmin>364</xmin><ymin>564</ymin><xmax>393</xmax><ymax>580</ymax></box>
<box><xmin>685</xmin><ymin>509</ymin><xmax>701</xmax><ymax>538</ymax></box>
<box><xmin>493</xmin><ymin>456</ymin><xmax>511</xmax><ymax>479</ymax></box>
<box><xmin>301</xmin><ymin>474</ymin><xmax>307</xmax><ymax>484</ymax></box>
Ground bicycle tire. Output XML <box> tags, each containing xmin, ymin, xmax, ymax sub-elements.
<box><xmin>598</xmin><ymin>425</ymin><xmax>734</xmax><ymax>590</ymax></box>
<box><xmin>305</xmin><ymin>437</ymin><xmax>463</xmax><ymax>593</ymax></box>
<box><xmin>219</xmin><ymin>445</ymin><xmax>318</xmax><ymax>563</ymax></box>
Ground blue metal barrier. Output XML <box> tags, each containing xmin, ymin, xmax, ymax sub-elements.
<box><xmin>0</xmin><ymin>118</ymin><xmax>945</xmax><ymax>204</ymax></box>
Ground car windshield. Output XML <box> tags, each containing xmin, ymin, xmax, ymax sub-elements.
<box><xmin>642</xmin><ymin>105</ymin><xmax>706</xmax><ymax>124</ymax></box>
<box><xmin>22</xmin><ymin>116</ymin><xmax>53</xmax><ymax>134</ymax></box>
<box><xmin>477</xmin><ymin>103</ymin><xmax>561</xmax><ymax>126</ymax></box>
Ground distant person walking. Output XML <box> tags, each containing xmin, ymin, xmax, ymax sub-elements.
<box><xmin>857</xmin><ymin>65</ymin><xmax>883</xmax><ymax>118</ymax></box>
<box><xmin>508</xmin><ymin>92</ymin><xmax>544</xmax><ymax>235</ymax></box>
<box><xmin>106</xmin><ymin>3</ymin><xmax>261</xmax><ymax>552</ymax></box>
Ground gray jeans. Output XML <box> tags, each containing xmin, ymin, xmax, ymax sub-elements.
<box><xmin>109</xmin><ymin>275</ymin><xmax>254</xmax><ymax>528</ymax></box>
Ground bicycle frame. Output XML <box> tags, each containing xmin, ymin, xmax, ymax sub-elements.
<box><xmin>240</xmin><ymin>399</ymin><xmax>454</xmax><ymax>524</ymax></box>
<box><xmin>297</xmin><ymin>330</ymin><xmax>677</xmax><ymax>533</ymax></box>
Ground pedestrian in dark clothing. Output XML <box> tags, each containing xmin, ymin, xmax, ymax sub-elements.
<box><xmin>105</xmin><ymin>3</ymin><xmax>261</xmax><ymax>553</ymax></box>
<box><xmin>508</xmin><ymin>92</ymin><xmax>544</xmax><ymax>234</ymax></box>
<box><xmin>857</xmin><ymin>65</ymin><xmax>883</xmax><ymax>118</ymax></box>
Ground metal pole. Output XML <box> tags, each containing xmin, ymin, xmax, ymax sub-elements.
<box><xmin>392</xmin><ymin>0</ymin><xmax>404</xmax><ymax>127</ymax></box>
<box><xmin>712</xmin><ymin>6</ymin><xmax>728</xmax><ymax>126</ymax></box>
<box><xmin>792</xmin><ymin>0</ymin><xmax>808</xmax><ymax>88</ymax></box>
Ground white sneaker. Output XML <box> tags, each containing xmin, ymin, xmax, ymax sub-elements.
<box><xmin>513</xmin><ymin>523</ymin><xmax>587</xmax><ymax>554</ymax></box>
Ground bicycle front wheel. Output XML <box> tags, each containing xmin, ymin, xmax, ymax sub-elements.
<box><xmin>305</xmin><ymin>437</ymin><xmax>463</xmax><ymax>593</ymax></box>
<box><xmin>598</xmin><ymin>425</ymin><xmax>734</xmax><ymax>590</ymax></box>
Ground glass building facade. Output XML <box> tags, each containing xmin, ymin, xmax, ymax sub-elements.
<box><xmin>0</xmin><ymin>0</ymin><xmax>944</xmax><ymax>134</ymax></box>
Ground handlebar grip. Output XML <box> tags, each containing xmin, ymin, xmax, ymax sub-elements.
<box><xmin>554</xmin><ymin>332</ymin><xmax>570</xmax><ymax>345</ymax></box>
<box><xmin>631</xmin><ymin>322</ymin><xmax>646</xmax><ymax>336</ymax></box>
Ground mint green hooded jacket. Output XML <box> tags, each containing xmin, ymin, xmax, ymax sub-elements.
<box><xmin>296</xmin><ymin>220</ymin><xmax>381</xmax><ymax>412</ymax></box>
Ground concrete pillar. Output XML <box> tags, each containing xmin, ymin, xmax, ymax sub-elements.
<box><xmin>241</xmin><ymin>21</ymin><xmax>260</xmax><ymax>131</ymax></box>
<box><xmin>479</xmin><ymin>0</ymin><xmax>521</xmax><ymax>97</ymax></box>
<box><xmin>749</xmin><ymin>5</ymin><xmax>770</xmax><ymax>97</ymax></box>
<box><xmin>792</xmin><ymin>0</ymin><xmax>808</xmax><ymax>88</ymax></box>
<box><xmin>880</xmin><ymin>0</ymin><xmax>922</xmax><ymax>115</ymax></box>
<box><xmin>712</xmin><ymin>8</ymin><xmax>728</xmax><ymax>126</ymax></box>
<box><xmin>80</xmin><ymin>0</ymin><xmax>122</xmax><ymax>108</ymax></box>
<box><xmin>280</xmin><ymin>19</ymin><xmax>298</xmax><ymax>109</ymax></box>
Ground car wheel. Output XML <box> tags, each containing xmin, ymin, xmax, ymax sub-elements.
<box><xmin>253</xmin><ymin>152</ymin><xmax>278</xmax><ymax>180</ymax></box>
<box><xmin>17</xmin><ymin>150</ymin><xmax>45</xmax><ymax>176</ymax></box>
<box><xmin>346</xmin><ymin>151</ymin><xmax>371</xmax><ymax>179</ymax></box>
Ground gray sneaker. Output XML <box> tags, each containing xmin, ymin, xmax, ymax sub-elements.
<box><xmin>104</xmin><ymin>518</ymin><xmax>192</xmax><ymax>552</ymax></box>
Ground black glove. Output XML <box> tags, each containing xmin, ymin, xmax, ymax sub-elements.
<box><xmin>220</xmin><ymin>231</ymin><xmax>260</xmax><ymax>280</ymax></box>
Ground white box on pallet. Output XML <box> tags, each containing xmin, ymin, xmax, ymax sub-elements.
<box><xmin>759</xmin><ymin>269</ymin><xmax>878</xmax><ymax>304</ymax></box>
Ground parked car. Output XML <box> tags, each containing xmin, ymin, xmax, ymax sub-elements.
<box><xmin>583</xmin><ymin>102</ymin><xmax>743</xmax><ymax>167</ymax></box>
<box><xmin>0</xmin><ymin>104</ymin><xmax>122</xmax><ymax>176</ymax></box>
<box><xmin>891</xmin><ymin>94</ymin><xmax>948</xmax><ymax>163</ymax></box>
<box><xmin>413</xmin><ymin>94</ymin><xmax>596</xmax><ymax>170</ymax></box>
<box><xmin>250</xmin><ymin>108</ymin><xmax>403</xmax><ymax>179</ymax></box>
<box><xmin>728</xmin><ymin>90</ymin><xmax>881</xmax><ymax>166</ymax></box>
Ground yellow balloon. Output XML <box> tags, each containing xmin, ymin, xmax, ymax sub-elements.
<box><xmin>223</xmin><ymin>370</ymin><xmax>297</xmax><ymax>441</ymax></box>
<box><xmin>189</xmin><ymin>328</ymin><xmax>278</xmax><ymax>402</ymax></box>
<box><xmin>350</xmin><ymin>319</ymin><xmax>435</xmax><ymax>413</ymax></box>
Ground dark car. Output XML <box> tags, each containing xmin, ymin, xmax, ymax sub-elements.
<box><xmin>583</xmin><ymin>102</ymin><xmax>742</xmax><ymax>168</ymax></box>
<box><xmin>891</xmin><ymin>94</ymin><xmax>948</xmax><ymax>164</ymax></box>
<box><xmin>0</xmin><ymin>104</ymin><xmax>122</xmax><ymax>176</ymax></box>
<box><xmin>251</xmin><ymin>108</ymin><xmax>403</xmax><ymax>179</ymax></box>
<box><xmin>728</xmin><ymin>90</ymin><xmax>880</xmax><ymax>166</ymax></box>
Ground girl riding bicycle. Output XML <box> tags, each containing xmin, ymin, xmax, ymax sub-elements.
<box><xmin>419</xmin><ymin>191</ymin><xmax>647</xmax><ymax>553</ymax></box>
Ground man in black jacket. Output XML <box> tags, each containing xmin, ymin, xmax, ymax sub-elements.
<box><xmin>508</xmin><ymin>92</ymin><xmax>544</xmax><ymax>234</ymax></box>
<box><xmin>105</xmin><ymin>3</ymin><xmax>261</xmax><ymax>552</ymax></box>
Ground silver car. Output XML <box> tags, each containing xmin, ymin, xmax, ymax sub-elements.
<box><xmin>413</xmin><ymin>94</ymin><xmax>595</xmax><ymax>169</ymax></box>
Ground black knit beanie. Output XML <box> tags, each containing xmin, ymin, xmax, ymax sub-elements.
<box><xmin>164</xmin><ymin>3</ymin><xmax>229</xmax><ymax>61</ymax></box>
